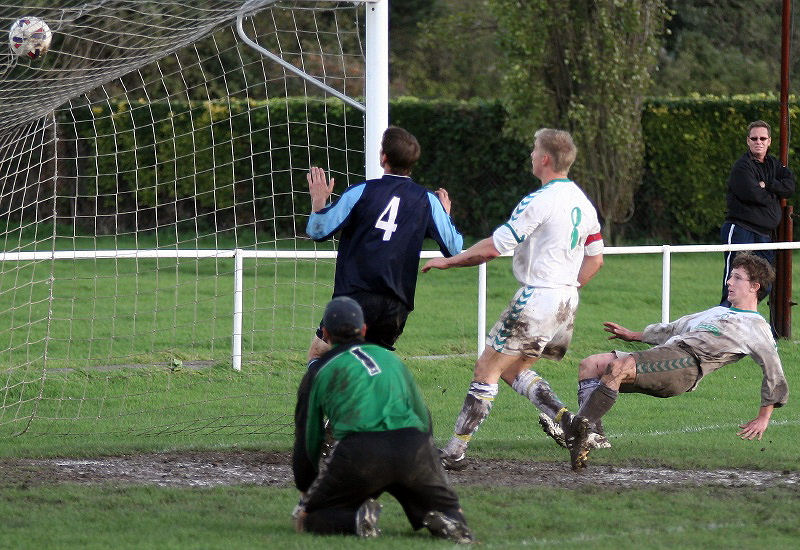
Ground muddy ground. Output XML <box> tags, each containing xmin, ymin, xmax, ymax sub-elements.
<box><xmin>1</xmin><ymin>451</ymin><xmax>798</xmax><ymax>489</ymax></box>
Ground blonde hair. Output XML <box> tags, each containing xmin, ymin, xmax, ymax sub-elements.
<box><xmin>534</xmin><ymin>128</ymin><xmax>577</xmax><ymax>173</ymax></box>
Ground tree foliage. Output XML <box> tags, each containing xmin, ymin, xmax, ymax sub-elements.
<box><xmin>654</xmin><ymin>0</ymin><xmax>798</xmax><ymax>96</ymax></box>
<box><xmin>490</xmin><ymin>0</ymin><xmax>669</xmax><ymax>242</ymax></box>
<box><xmin>393</xmin><ymin>0</ymin><xmax>501</xmax><ymax>99</ymax></box>
<box><xmin>396</xmin><ymin>1</ymin><xmax>799</xmax><ymax>104</ymax></box>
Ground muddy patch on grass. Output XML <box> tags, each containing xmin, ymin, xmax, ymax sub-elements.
<box><xmin>446</xmin><ymin>458</ymin><xmax>800</xmax><ymax>488</ymax></box>
<box><xmin>1</xmin><ymin>451</ymin><xmax>798</xmax><ymax>489</ymax></box>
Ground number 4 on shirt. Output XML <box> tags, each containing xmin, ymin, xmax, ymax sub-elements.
<box><xmin>375</xmin><ymin>196</ymin><xmax>400</xmax><ymax>241</ymax></box>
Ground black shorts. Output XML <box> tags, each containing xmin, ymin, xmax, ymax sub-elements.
<box><xmin>317</xmin><ymin>292</ymin><xmax>410</xmax><ymax>350</ymax></box>
<box><xmin>302</xmin><ymin>428</ymin><xmax>464</xmax><ymax>532</ymax></box>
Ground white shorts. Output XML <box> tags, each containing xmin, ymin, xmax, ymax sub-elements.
<box><xmin>486</xmin><ymin>285</ymin><xmax>579</xmax><ymax>360</ymax></box>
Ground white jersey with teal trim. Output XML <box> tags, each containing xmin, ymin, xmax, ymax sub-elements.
<box><xmin>641</xmin><ymin>305</ymin><xmax>788</xmax><ymax>407</ymax></box>
<box><xmin>492</xmin><ymin>179</ymin><xmax>602</xmax><ymax>288</ymax></box>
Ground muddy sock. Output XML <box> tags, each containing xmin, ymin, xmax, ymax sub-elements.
<box><xmin>577</xmin><ymin>378</ymin><xmax>601</xmax><ymax>408</ymax></box>
<box><xmin>442</xmin><ymin>381</ymin><xmax>498</xmax><ymax>456</ymax></box>
<box><xmin>577</xmin><ymin>378</ymin><xmax>603</xmax><ymax>432</ymax></box>
<box><xmin>511</xmin><ymin>369</ymin><xmax>566</xmax><ymax>419</ymax></box>
<box><xmin>577</xmin><ymin>382</ymin><xmax>618</xmax><ymax>424</ymax></box>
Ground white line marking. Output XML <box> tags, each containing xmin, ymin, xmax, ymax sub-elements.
<box><xmin>615</xmin><ymin>417</ymin><xmax>799</xmax><ymax>438</ymax></box>
<box><xmin>502</xmin><ymin>521</ymin><xmax>749</xmax><ymax>548</ymax></box>
<box><xmin>409</xmin><ymin>353</ymin><xmax>472</xmax><ymax>360</ymax></box>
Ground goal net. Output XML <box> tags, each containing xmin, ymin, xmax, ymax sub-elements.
<box><xmin>0</xmin><ymin>0</ymin><xmax>384</xmax><ymax>445</ymax></box>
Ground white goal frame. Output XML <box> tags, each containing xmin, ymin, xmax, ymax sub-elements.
<box><xmin>1</xmin><ymin>0</ymin><xmax>389</xmax><ymax>373</ymax></box>
<box><xmin>236</xmin><ymin>0</ymin><xmax>388</xmax><ymax>179</ymax></box>
<box><xmin>0</xmin><ymin>0</ymin><xmax>394</xmax><ymax>442</ymax></box>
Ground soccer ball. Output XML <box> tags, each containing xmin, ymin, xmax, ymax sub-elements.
<box><xmin>9</xmin><ymin>16</ymin><xmax>52</xmax><ymax>60</ymax></box>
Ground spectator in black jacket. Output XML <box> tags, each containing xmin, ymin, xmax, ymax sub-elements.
<box><xmin>720</xmin><ymin>120</ymin><xmax>795</xmax><ymax>307</ymax></box>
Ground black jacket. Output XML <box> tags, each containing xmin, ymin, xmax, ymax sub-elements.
<box><xmin>725</xmin><ymin>151</ymin><xmax>795</xmax><ymax>235</ymax></box>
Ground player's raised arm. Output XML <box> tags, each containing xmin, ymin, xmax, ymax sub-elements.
<box><xmin>434</xmin><ymin>188</ymin><xmax>451</xmax><ymax>215</ymax></box>
<box><xmin>426</xmin><ymin>190</ymin><xmax>463</xmax><ymax>257</ymax></box>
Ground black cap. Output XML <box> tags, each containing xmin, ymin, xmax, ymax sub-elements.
<box><xmin>322</xmin><ymin>296</ymin><xmax>364</xmax><ymax>339</ymax></box>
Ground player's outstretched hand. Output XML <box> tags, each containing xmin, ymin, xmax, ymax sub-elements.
<box><xmin>421</xmin><ymin>257</ymin><xmax>450</xmax><ymax>273</ymax></box>
<box><xmin>737</xmin><ymin>416</ymin><xmax>769</xmax><ymax>440</ymax></box>
<box><xmin>307</xmin><ymin>166</ymin><xmax>335</xmax><ymax>212</ymax></box>
<box><xmin>603</xmin><ymin>321</ymin><xmax>641</xmax><ymax>342</ymax></box>
<box><xmin>435</xmin><ymin>188</ymin><xmax>451</xmax><ymax>215</ymax></box>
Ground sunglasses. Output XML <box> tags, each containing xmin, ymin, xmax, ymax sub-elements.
<box><xmin>749</xmin><ymin>136</ymin><xmax>769</xmax><ymax>142</ymax></box>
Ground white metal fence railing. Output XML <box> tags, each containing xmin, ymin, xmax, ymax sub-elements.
<box><xmin>476</xmin><ymin>242</ymin><xmax>799</xmax><ymax>357</ymax></box>
<box><xmin>2</xmin><ymin>242</ymin><xmax>798</xmax><ymax>369</ymax></box>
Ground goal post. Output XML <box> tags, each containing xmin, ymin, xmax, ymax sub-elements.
<box><xmin>231</xmin><ymin>0</ymin><xmax>387</xmax><ymax>369</ymax></box>
<box><xmin>0</xmin><ymin>0</ymin><xmax>389</xmax><ymax>443</ymax></box>
<box><xmin>234</xmin><ymin>0</ymin><xmax>387</xmax><ymax>177</ymax></box>
<box><xmin>364</xmin><ymin>0</ymin><xmax>389</xmax><ymax>179</ymax></box>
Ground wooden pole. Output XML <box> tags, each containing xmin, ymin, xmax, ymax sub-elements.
<box><xmin>775</xmin><ymin>0</ymin><xmax>793</xmax><ymax>338</ymax></box>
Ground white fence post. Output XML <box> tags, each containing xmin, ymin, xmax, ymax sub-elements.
<box><xmin>232</xmin><ymin>248</ymin><xmax>244</xmax><ymax>372</ymax></box>
<box><xmin>478</xmin><ymin>262</ymin><xmax>487</xmax><ymax>357</ymax></box>
<box><xmin>661</xmin><ymin>244</ymin><xmax>671</xmax><ymax>323</ymax></box>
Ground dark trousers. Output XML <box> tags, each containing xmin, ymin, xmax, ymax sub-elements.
<box><xmin>719</xmin><ymin>222</ymin><xmax>774</xmax><ymax>306</ymax></box>
<box><xmin>302</xmin><ymin>428</ymin><xmax>464</xmax><ymax>535</ymax></box>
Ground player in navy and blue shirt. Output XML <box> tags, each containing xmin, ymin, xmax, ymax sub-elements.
<box><xmin>305</xmin><ymin>127</ymin><xmax>463</xmax><ymax>358</ymax></box>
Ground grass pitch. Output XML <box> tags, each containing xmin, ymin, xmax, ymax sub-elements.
<box><xmin>2</xmin><ymin>484</ymin><xmax>799</xmax><ymax>549</ymax></box>
<box><xmin>1</xmin><ymin>251</ymin><xmax>799</xmax><ymax>548</ymax></box>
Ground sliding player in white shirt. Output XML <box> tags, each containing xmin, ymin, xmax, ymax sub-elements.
<box><xmin>569</xmin><ymin>252</ymin><xmax>788</xmax><ymax>470</ymax></box>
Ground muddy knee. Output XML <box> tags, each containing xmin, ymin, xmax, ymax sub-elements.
<box><xmin>579</xmin><ymin>353</ymin><xmax>614</xmax><ymax>380</ymax></box>
<box><xmin>602</xmin><ymin>356</ymin><xmax>635</xmax><ymax>388</ymax></box>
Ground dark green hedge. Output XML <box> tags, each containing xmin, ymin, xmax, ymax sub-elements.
<box><xmin>633</xmin><ymin>96</ymin><xmax>799</xmax><ymax>243</ymax></box>
<box><xmin>391</xmin><ymin>98</ymin><xmax>531</xmax><ymax>236</ymax></box>
<box><xmin>56</xmin><ymin>96</ymin><xmax>798</xmax><ymax>242</ymax></box>
<box><xmin>58</xmin><ymin>98</ymin><xmax>364</xmax><ymax>238</ymax></box>
<box><xmin>400</xmin><ymin>96</ymin><xmax>799</xmax><ymax>243</ymax></box>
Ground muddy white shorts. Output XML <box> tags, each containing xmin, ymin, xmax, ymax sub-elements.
<box><xmin>486</xmin><ymin>285</ymin><xmax>579</xmax><ymax>360</ymax></box>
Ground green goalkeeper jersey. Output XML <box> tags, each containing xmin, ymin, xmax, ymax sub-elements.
<box><xmin>294</xmin><ymin>340</ymin><xmax>432</xmax><ymax>475</ymax></box>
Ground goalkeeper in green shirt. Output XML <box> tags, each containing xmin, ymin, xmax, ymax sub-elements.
<box><xmin>292</xmin><ymin>297</ymin><xmax>472</xmax><ymax>543</ymax></box>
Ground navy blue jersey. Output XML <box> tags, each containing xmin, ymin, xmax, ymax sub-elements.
<box><xmin>306</xmin><ymin>174</ymin><xmax>463</xmax><ymax>310</ymax></box>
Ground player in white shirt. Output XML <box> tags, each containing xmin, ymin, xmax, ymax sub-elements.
<box><xmin>422</xmin><ymin>128</ymin><xmax>604</xmax><ymax>470</ymax></box>
<box><xmin>567</xmin><ymin>252</ymin><xmax>788</xmax><ymax>470</ymax></box>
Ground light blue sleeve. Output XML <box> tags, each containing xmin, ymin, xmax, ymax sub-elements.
<box><xmin>427</xmin><ymin>193</ymin><xmax>463</xmax><ymax>256</ymax></box>
<box><xmin>306</xmin><ymin>183</ymin><xmax>366</xmax><ymax>240</ymax></box>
